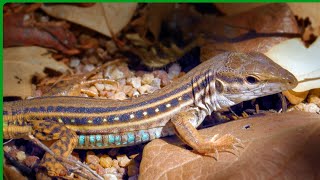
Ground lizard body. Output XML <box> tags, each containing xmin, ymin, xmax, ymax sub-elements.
<box><xmin>3</xmin><ymin>52</ymin><xmax>297</xmax><ymax>177</ymax></box>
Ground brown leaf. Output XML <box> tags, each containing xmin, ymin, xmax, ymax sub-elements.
<box><xmin>140</xmin><ymin>111</ymin><xmax>320</xmax><ymax>179</ymax></box>
<box><xmin>4</xmin><ymin>46</ymin><xmax>70</xmax><ymax>98</ymax></box>
<box><xmin>215</xmin><ymin>3</ymin><xmax>265</xmax><ymax>16</ymax></box>
<box><xmin>288</xmin><ymin>3</ymin><xmax>320</xmax><ymax>35</ymax></box>
<box><xmin>196</xmin><ymin>4</ymin><xmax>300</xmax><ymax>60</ymax></box>
<box><xmin>41</xmin><ymin>3</ymin><xmax>137</xmax><ymax>37</ymax></box>
<box><xmin>4</xmin><ymin>13</ymin><xmax>78</xmax><ymax>55</ymax></box>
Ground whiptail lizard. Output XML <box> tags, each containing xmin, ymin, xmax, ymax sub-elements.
<box><xmin>3</xmin><ymin>52</ymin><xmax>298</xmax><ymax>177</ymax></box>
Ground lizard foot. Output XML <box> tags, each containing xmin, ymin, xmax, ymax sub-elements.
<box><xmin>204</xmin><ymin>134</ymin><xmax>243</xmax><ymax>160</ymax></box>
<box><xmin>39</xmin><ymin>155</ymin><xmax>68</xmax><ymax>177</ymax></box>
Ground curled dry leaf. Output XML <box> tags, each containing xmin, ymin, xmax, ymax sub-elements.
<box><xmin>4</xmin><ymin>13</ymin><xmax>78</xmax><ymax>55</ymax></box>
<box><xmin>199</xmin><ymin>3</ymin><xmax>299</xmax><ymax>61</ymax></box>
<box><xmin>140</xmin><ymin>111</ymin><xmax>320</xmax><ymax>180</ymax></box>
<box><xmin>41</xmin><ymin>3</ymin><xmax>137</xmax><ymax>37</ymax></box>
<box><xmin>4</xmin><ymin>46</ymin><xmax>70</xmax><ymax>98</ymax></box>
<box><xmin>266</xmin><ymin>38</ymin><xmax>320</xmax><ymax>92</ymax></box>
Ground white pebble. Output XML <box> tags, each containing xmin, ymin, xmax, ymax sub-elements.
<box><xmin>127</xmin><ymin>77</ymin><xmax>142</xmax><ymax>89</ymax></box>
<box><xmin>110</xmin><ymin>69</ymin><xmax>125</xmax><ymax>80</ymax></box>
<box><xmin>141</xmin><ymin>73</ymin><xmax>154</xmax><ymax>85</ymax></box>
<box><xmin>168</xmin><ymin>63</ymin><xmax>181</xmax><ymax>79</ymax></box>
<box><xmin>3</xmin><ymin>146</ymin><xmax>11</xmax><ymax>153</ymax></box>
<box><xmin>138</xmin><ymin>85</ymin><xmax>152</xmax><ymax>94</ymax></box>
<box><xmin>150</xmin><ymin>78</ymin><xmax>161</xmax><ymax>89</ymax></box>
<box><xmin>83</xmin><ymin>64</ymin><xmax>95</xmax><ymax>72</ymax></box>
<box><xmin>116</xmin><ymin>155</ymin><xmax>131</xmax><ymax>167</ymax></box>
<box><xmin>104</xmin><ymin>84</ymin><xmax>117</xmax><ymax>91</ymax></box>
<box><xmin>103</xmin><ymin>174</ymin><xmax>118</xmax><ymax>180</ymax></box>
<box><xmin>105</xmin><ymin>167</ymin><xmax>118</xmax><ymax>174</ymax></box>
<box><xmin>95</xmin><ymin>83</ymin><xmax>105</xmax><ymax>91</ymax></box>
<box><xmin>114</xmin><ymin>92</ymin><xmax>126</xmax><ymax>100</ymax></box>
<box><xmin>16</xmin><ymin>151</ymin><xmax>26</xmax><ymax>161</ymax></box>
<box><xmin>118</xmin><ymin>79</ymin><xmax>126</xmax><ymax>86</ymax></box>
<box><xmin>132</xmin><ymin>90</ymin><xmax>140</xmax><ymax>97</ymax></box>
<box><xmin>89</xmin><ymin>86</ymin><xmax>98</xmax><ymax>94</ymax></box>
<box><xmin>291</xmin><ymin>103</ymin><xmax>320</xmax><ymax>113</ymax></box>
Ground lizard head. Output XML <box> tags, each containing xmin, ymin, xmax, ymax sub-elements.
<box><xmin>211</xmin><ymin>52</ymin><xmax>298</xmax><ymax>108</ymax></box>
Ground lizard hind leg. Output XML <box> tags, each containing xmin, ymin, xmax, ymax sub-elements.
<box><xmin>31</xmin><ymin>120</ymin><xmax>78</xmax><ymax>177</ymax></box>
<box><xmin>171</xmin><ymin>111</ymin><xmax>242</xmax><ymax>159</ymax></box>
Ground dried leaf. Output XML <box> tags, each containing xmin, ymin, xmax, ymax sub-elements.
<box><xmin>199</xmin><ymin>3</ymin><xmax>299</xmax><ymax>61</ymax></box>
<box><xmin>4</xmin><ymin>46</ymin><xmax>70</xmax><ymax>98</ymax></box>
<box><xmin>140</xmin><ymin>111</ymin><xmax>320</xmax><ymax>179</ymax></box>
<box><xmin>4</xmin><ymin>13</ymin><xmax>78</xmax><ymax>55</ymax></box>
<box><xmin>288</xmin><ymin>3</ymin><xmax>320</xmax><ymax>35</ymax></box>
<box><xmin>41</xmin><ymin>3</ymin><xmax>137</xmax><ymax>37</ymax></box>
<box><xmin>215</xmin><ymin>3</ymin><xmax>265</xmax><ymax>16</ymax></box>
<box><xmin>266</xmin><ymin>38</ymin><xmax>320</xmax><ymax>92</ymax></box>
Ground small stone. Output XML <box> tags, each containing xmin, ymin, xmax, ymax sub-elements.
<box><xmin>168</xmin><ymin>63</ymin><xmax>181</xmax><ymax>79</ymax></box>
<box><xmin>83</xmin><ymin>86</ymin><xmax>98</xmax><ymax>97</ymax></box>
<box><xmin>127</xmin><ymin>77</ymin><xmax>142</xmax><ymax>89</ymax></box>
<box><xmin>8</xmin><ymin>147</ymin><xmax>19</xmax><ymax>157</ymax></box>
<box><xmin>105</xmin><ymin>167</ymin><xmax>118</xmax><ymax>174</ymax></box>
<box><xmin>88</xmin><ymin>55</ymin><xmax>98</xmax><ymax>64</ymax></box>
<box><xmin>135</xmin><ymin>71</ymin><xmax>147</xmax><ymax>77</ymax></box>
<box><xmin>104</xmin><ymin>84</ymin><xmax>117</xmax><ymax>91</ymax></box>
<box><xmin>141</xmin><ymin>73</ymin><xmax>154</xmax><ymax>85</ymax></box>
<box><xmin>86</xmin><ymin>152</ymin><xmax>100</xmax><ymax>165</ymax></box>
<box><xmin>122</xmin><ymin>85</ymin><xmax>133</xmax><ymax>94</ymax></box>
<box><xmin>116</xmin><ymin>155</ymin><xmax>131</xmax><ymax>167</ymax></box>
<box><xmin>16</xmin><ymin>151</ymin><xmax>26</xmax><ymax>162</ymax></box>
<box><xmin>3</xmin><ymin>146</ymin><xmax>11</xmax><ymax>153</ymax></box>
<box><xmin>95</xmin><ymin>164</ymin><xmax>106</xmax><ymax>176</ymax></box>
<box><xmin>138</xmin><ymin>84</ymin><xmax>152</xmax><ymax>94</ymax></box>
<box><xmin>100</xmin><ymin>155</ymin><xmax>113</xmax><ymax>168</ymax></box>
<box><xmin>112</xmin><ymin>159</ymin><xmax>120</xmax><ymax>169</ymax></box>
<box><xmin>104</xmin><ymin>65</ymin><xmax>125</xmax><ymax>80</ymax></box>
<box><xmin>117</xmin><ymin>167</ymin><xmax>126</xmax><ymax>175</ymax></box>
<box><xmin>40</xmin><ymin>16</ymin><xmax>49</xmax><ymax>22</ymax></box>
<box><xmin>113</xmin><ymin>92</ymin><xmax>126</xmax><ymax>100</ymax></box>
<box><xmin>84</xmin><ymin>64</ymin><xmax>96</xmax><ymax>73</ymax></box>
<box><xmin>118</xmin><ymin>64</ymin><xmax>133</xmax><ymax>78</ymax></box>
<box><xmin>292</xmin><ymin>103</ymin><xmax>320</xmax><ymax>113</ymax></box>
<box><xmin>95</xmin><ymin>83</ymin><xmax>105</xmax><ymax>92</ymax></box>
<box><xmin>69</xmin><ymin>57</ymin><xmax>81</xmax><ymax>67</ymax></box>
<box><xmin>150</xmin><ymin>78</ymin><xmax>161</xmax><ymax>89</ymax></box>
<box><xmin>118</xmin><ymin>79</ymin><xmax>126</xmax><ymax>86</ymax></box>
<box><xmin>24</xmin><ymin>156</ymin><xmax>39</xmax><ymax>168</ymax></box>
<box><xmin>103</xmin><ymin>173</ymin><xmax>118</xmax><ymax>180</ymax></box>
<box><xmin>127</xmin><ymin>89</ymin><xmax>140</xmax><ymax>97</ymax></box>
<box><xmin>307</xmin><ymin>89</ymin><xmax>320</xmax><ymax>106</ymax></box>
<box><xmin>104</xmin><ymin>91</ymin><xmax>115</xmax><ymax>98</ymax></box>
<box><xmin>105</xmin><ymin>41</ymin><xmax>118</xmax><ymax>54</ymax></box>
<box><xmin>153</xmin><ymin>70</ymin><xmax>170</xmax><ymax>86</ymax></box>
<box><xmin>127</xmin><ymin>163</ymin><xmax>139</xmax><ymax>177</ymax></box>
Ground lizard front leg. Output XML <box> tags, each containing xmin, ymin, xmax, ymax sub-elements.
<box><xmin>31</xmin><ymin>120</ymin><xmax>77</xmax><ymax>178</ymax></box>
<box><xmin>171</xmin><ymin>110</ymin><xmax>241</xmax><ymax>158</ymax></box>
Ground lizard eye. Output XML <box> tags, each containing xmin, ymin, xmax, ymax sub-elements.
<box><xmin>246</xmin><ymin>75</ymin><xmax>260</xmax><ymax>84</ymax></box>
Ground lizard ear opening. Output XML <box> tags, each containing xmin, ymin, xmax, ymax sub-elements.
<box><xmin>215</xmin><ymin>80</ymin><xmax>224</xmax><ymax>93</ymax></box>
